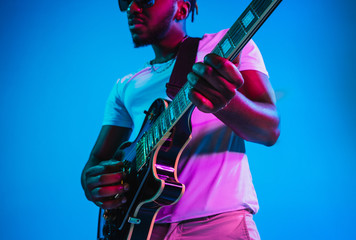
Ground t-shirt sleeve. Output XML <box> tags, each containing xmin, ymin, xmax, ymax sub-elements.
<box><xmin>238</xmin><ymin>39</ymin><xmax>268</xmax><ymax>76</ymax></box>
<box><xmin>102</xmin><ymin>78</ymin><xmax>133</xmax><ymax>128</ymax></box>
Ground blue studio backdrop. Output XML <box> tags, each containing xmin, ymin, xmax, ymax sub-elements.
<box><xmin>1</xmin><ymin>0</ymin><xmax>356</xmax><ymax>239</ymax></box>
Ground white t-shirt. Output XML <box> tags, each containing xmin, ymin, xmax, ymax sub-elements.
<box><xmin>103</xmin><ymin>29</ymin><xmax>268</xmax><ymax>223</ymax></box>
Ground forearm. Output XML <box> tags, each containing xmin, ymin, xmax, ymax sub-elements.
<box><xmin>214</xmin><ymin>90</ymin><xmax>280</xmax><ymax>146</ymax></box>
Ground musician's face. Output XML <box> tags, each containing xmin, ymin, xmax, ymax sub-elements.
<box><xmin>127</xmin><ymin>0</ymin><xmax>177</xmax><ymax>47</ymax></box>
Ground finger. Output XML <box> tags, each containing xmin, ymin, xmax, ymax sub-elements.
<box><xmin>191</xmin><ymin>76</ymin><xmax>230</xmax><ymax>106</ymax></box>
<box><xmin>86</xmin><ymin>160</ymin><xmax>124</xmax><ymax>177</ymax></box>
<box><xmin>188</xmin><ymin>72</ymin><xmax>234</xmax><ymax>111</ymax></box>
<box><xmin>189</xmin><ymin>90</ymin><xmax>214</xmax><ymax>113</ymax></box>
<box><xmin>95</xmin><ymin>196</ymin><xmax>127</xmax><ymax>209</ymax></box>
<box><xmin>96</xmin><ymin>160</ymin><xmax>125</xmax><ymax>175</ymax></box>
<box><xmin>100</xmin><ymin>161</ymin><xmax>125</xmax><ymax>174</ymax></box>
<box><xmin>189</xmin><ymin>86</ymin><xmax>228</xmax><ymax>113</ymax></box>
<box><xmin>99</xmin><ymin>159</ymin><xmax>123</xmax><ymax>168</ymax></box>
<box><xmin>87</xmin><ymin>172</ymin><xmax>125</xmax><ymax>189</ymax></box>
<box><xmin>188</xmin><ymin>69</ymin><xmax>236</xmax><ymax>99</ymax></box>
<box><xmin>204</xmin><ymin>54</ymin><xmax>244</xmax><ymax>88</ymax></box>
<box><xmin>86</xmin><ymin>165</ymin><xmax>105</xmax><ymax>177</ymax></box>
<box><xmin>91</xmin><ymin>185</ymin><xmax>126</xmax><ymax>199</ymax></box>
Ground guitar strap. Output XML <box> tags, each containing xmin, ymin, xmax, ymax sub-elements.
<box><xmin>166</xmin><ymin>37</ymin><xmax>201</xmax><ymax>99</ymax></box>
<box><xmin>166</xmin><ymin>37</ymin><xmax>246</xmax><ymax>154</ymax></box>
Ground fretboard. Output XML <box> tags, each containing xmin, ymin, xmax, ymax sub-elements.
<box><xmin>135</xmin><ymin>0</ymin><xmax>282</xmax><ymax>171</ymax></box>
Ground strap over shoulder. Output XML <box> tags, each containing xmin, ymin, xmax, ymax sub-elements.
<box><xmin>166</xmin><ymin>37</ymin><xmax>201</xmax><ymax>99</ymax></box>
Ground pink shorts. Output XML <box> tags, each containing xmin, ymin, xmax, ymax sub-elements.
<box><xmin>150</xmin><ymin>210</ymin><xmax>260</xmax><ymax>240</ymax></box>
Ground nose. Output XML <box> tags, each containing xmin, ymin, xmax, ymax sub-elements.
<box><xmin>127</xmin><ymin>1</ymin><xmax>143</xmax><ymax>14</ymax></box>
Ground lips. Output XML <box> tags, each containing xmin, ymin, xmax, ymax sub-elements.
<box><xmin>128</xmin><ymin>16</ymin><xmax>145</xmax><ymax>27</ymax></box>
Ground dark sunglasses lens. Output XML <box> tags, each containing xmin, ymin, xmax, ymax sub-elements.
<box><xmin>119</xmin><ymin>0</ymin><xmax>132</xmax><ymax>12</ymax></box>
<box><xmin>141</xmin><ymin>0</ymin><xmax>155</xmax><ymax>8</ymax></box>
<box><xmin>118</xmin><ymin>0</ymin><xmax>155</xmax><ymax>12</ymax></box>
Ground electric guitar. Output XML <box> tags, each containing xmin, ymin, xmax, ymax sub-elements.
<box><xmin>97</xmin><ymin>0</ymin><xmax>282</xmax><ymax>239</ymax></box>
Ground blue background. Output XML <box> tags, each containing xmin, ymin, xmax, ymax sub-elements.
<box><xmin>1</xmin><ymin>0</ymin><xmax>355</xmax><ymax>239</ymax></box>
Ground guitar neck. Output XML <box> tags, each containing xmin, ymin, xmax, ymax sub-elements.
<box><xmin>213</xmin><ymin>0</ymin><xmax>282</xmax><ymax>61</ymax></box>
<box><xmin>135</xmin><ymin>0</ymin><xmax>282</xmax><ymax>171</ymax></box>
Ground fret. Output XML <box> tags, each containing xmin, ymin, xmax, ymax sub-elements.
<box><xmin>151</xmin><ymin>125</ymin><xmax>156</xmax><ymax>144</ymax></box>
<box><xmin>180</xmin><ymin>94</ymin><xmax>186</xmax><ymax>108</ymax></box>
<box><xmin>135</xmin><ymin>144</ymin><xmax>141</xmax><ymax>170</ymax></box>
<box><xmin>170</xmin><ymin>105</ymin><xmax>176</xmax><ymax>122</ymax></box>
<box><xmin>145</xmin><ymin>132</ymin><xmax>150</xmax><ymax>151</ymax></box>
<box><xmin>162</xmin><ymin>113</ymin><xmax>168</xmax><ymax>131</ymax></box>
<box><xmin>164</xmin><ymin>112</ymin><xmax>171</xmax><ymax>129</ymax></box>
<box><xmin>148</xmin><ymin>131</ymin><xmax>153</xmax><ymax>149</ymax></box>
<box><xmin>240</xmin><ymin>8</ymin><xmax>258</xmax><ymax>30</ymax></box>
<box><xmin>142</xmin><ymin>138</ymin><xmax>147</xmax><ymax>160</ymax></box>
<box><xmin>151</xmin><ymin>129</ymin><xmax>155</xmax><ymax>145</ymax></box>
<box><xmin>169</xmin><ymin>105</ymin><xmax>175</xmax><ymax>121</ymax></box>
<box><xmin>184</xmin><ymin>85</ymin><xmax>191</xmax><ymax>103</ymax></box>
<box><xmin>173</xmin><ymin>103</ymin><xmax>179</xmax><ymax>121</ymax></box>
<box><xmin>229</xmin><ymin>21</ymin><xmax>246</xmax><ymax>45</ymax></box>
<box><xmin>144</xmin><ymin>135</ymin><xmax>149</xmax><ymax>156</ymax></box>
<box><xmin>136</xmin><ymin>157</ymin><xmax>141</xmax><ymax>170</ymax></box>
<box><xmin>137</xmin><ymin>154</ymin><xmax>142</xmax><ymax>169</ymax></box>
<box><xmin>134</xmin><ymin>136</ymin><xmax>144</xmax><ymax>171</ymax></box>
<box><xmin>182</xmin><ymin>86</ymin><xmax>188</xmax><ymax>103</ymax></box>
<box><xmin>251</xmin><ymin>0</ymin><xmax>271</xmax><ymax>16</ymax></box>
<box><xmin>161</xmin><ymin>116</ymin><xmax>166</xmax><ymax>134</ymax></box>
<box><xmin>179</xmin><ymin>91</ymin><xmax>186</xmax><ymax>109</ymax></box>
<box><xmin>183</xmin><ymin>95</ymin><xmax>188</xmax><ymax>109</ymax></box>
<box><xmin>154</xmin><ymin>124</ymin><xmax>159</xmax><ymax>141</ymax></box>
<box><xmin>166</xmin><ymin>111</ymin><xmax>171</xmax><ymax>126</ymax></box>
<box><xmin>162</xmin><ymin>114</ymin><xmax>168</xmax><ymax>131</ymax></box>
<box><xmin>212</xmin><ymin>46</ymin><xmax>224</xmax><ymax>58</ymax></box>
<box><xmin>157</xmin><ymin>122</ymin><xmax>164</xmax><ymax>139</ymax></box>
<box><xmin>135</xmin><ymin>145</ymin><xmax>140</xmax><ymax>170</ymax></box>
<box><xmin>136</xmin><ymin>143</ymin><xmax>141</xmax><ymax>161</ymax></box>
<box><xmin>150</xmin><ymin>130</ymin><xmax>155</xmax><ymax>148</ymax></box>
<box><xmin>219</xmin><ymin>36</ymin><xmax>234</xmax><ymax>58</ymax></box>
<box><xmin>176</xmin><ymin>96</ymin><xmax>182</xmax><ymax>112</ymax></box>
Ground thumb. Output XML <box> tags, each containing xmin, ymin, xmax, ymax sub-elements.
<box><xmin>113</xmin><ymin>149</ymin><xmax>124</xmax><ymax>161</ymax></box>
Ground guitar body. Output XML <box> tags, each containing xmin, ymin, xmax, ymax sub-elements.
<box><xmin>97</xmin><ymin>98</ymin><xmax>194</xmax><ymax>240</ymax></box>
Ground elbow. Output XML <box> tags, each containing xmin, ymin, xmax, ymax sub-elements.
<box><xmin>264</xmin><ymin>127</ymin><xmax>280</xmax><ymax>146</ymax></box>
<box><xmin>263</xmin><ymin>115</ymin><xmax>280</xmax><ymax>146</ymax></box>
<box><xmin>242</xmin><ymin>123</ymin><xmax>280</xmax><ymax>146</ymax></box>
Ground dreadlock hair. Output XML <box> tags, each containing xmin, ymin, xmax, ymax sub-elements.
<box><xmin>187</xmin><ymin>0</ymin><xmax>198</xmax><ymax>22</ymax></box>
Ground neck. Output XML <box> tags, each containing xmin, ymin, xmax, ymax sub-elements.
<box><xmin>151</xmin><ymin>30</ymin><xmax>187</xmax><ymax>64</ymax></box>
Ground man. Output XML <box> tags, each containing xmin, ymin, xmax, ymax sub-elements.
<box><xmin>81</xmin><ymin>0</ymin><xmax>280</xmax><ymax>239</ymax></box>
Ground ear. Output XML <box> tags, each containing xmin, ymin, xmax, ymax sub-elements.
<box><xmin>175</xmin><ymin>0</ymin><xmax>191</xmax><ymax>21</ymax></box>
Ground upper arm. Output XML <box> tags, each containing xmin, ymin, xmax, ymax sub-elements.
<box><xmin>90</xmin><ymin>125</ymin><xmax>132</xmax><ymax>161</ymax></box>
<box><xmin>239</xmin><ymin>70</ymin><xmax>277</xmax><ymax>105</ymax></box>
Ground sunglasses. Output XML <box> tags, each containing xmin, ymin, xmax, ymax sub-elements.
<box><xmin>118</xmin><ymin>0</ymin><xmax>155</xmax><ymax>12</ymax></box>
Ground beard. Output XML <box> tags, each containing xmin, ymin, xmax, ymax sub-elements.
<box><xmin>130</xmin><ymin>5</ymin><xmax>175</xmax><ymax>48</ymax></box>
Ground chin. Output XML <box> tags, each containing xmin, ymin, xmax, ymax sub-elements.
<box><xmin>131</xmin><ymin>34</ymin><xmax>151</xmax><ymax>48</ymax></box>
<box><xmin>132</xmin><ymin>38</ymin><xmax>149</xmax><ymax>48</ymax></box>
